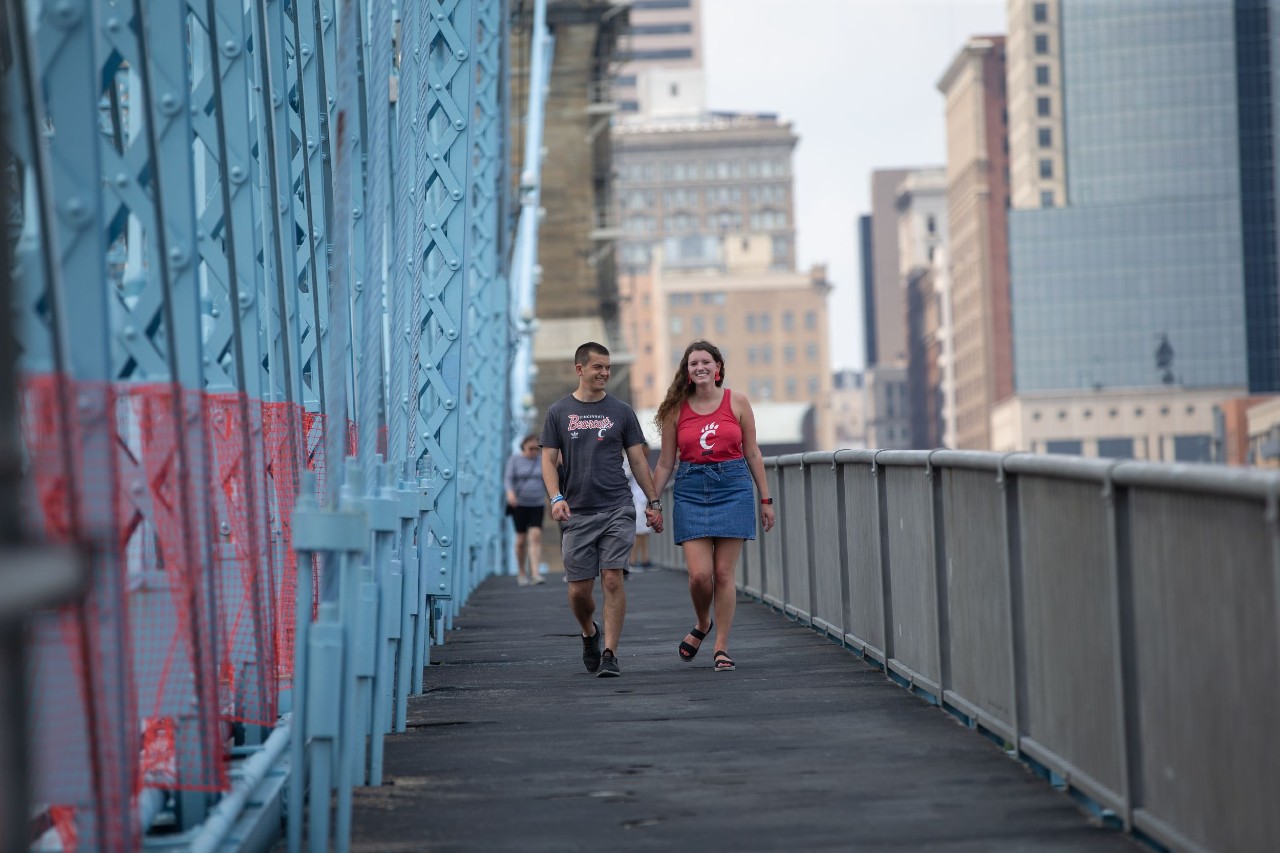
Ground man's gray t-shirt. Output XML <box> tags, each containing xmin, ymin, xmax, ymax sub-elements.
<box><xmin>540</xmin><ymin>393</ymin><xmax>645</xmax><ymax>515</ymax></box>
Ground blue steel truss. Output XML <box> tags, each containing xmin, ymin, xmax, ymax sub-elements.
<box><xmin>5</xmin><ymin>0</ymin><xmax>522</xmax><ymax>849</ymax></box>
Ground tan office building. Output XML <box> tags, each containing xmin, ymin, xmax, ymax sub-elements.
<box><xmin>1007</xmin><ymin>0</ymin><xmax>1066</xmax><ymax>210</ymax></box>
<box><xmin>992</xmin><ymin>386</ymin><xmax>1246</xmax><ymax>462</ymax></box>
<box><xmin>626</xmin><ymin>233</ymin><xmax>834</xmax><ymax>450</ymax></box>
<box><xmin>613</xmin><ymin>0</ymin><xmax>704</xmax><ymax>119</ymax></box>
<box><xmin>938</xmin><ymin>35</ymin><xmax>1012</xmax><ymax>450</ymax></box>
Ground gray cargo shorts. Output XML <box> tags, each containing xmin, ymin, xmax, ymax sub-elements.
<box><xmin>559</xmin><ymin>504</ymin><xmax>637</xmax><ymax>581</ymax></box>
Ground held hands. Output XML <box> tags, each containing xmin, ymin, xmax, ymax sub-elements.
<box><xmin>644</xmin><ymin>507</ymin><xmax>664</xmax><ymax>534</ymax></box>
<box><xmin>760</xmin><ymin>503</ymin><xmax>775</xmax><ymax>533</ymax></box>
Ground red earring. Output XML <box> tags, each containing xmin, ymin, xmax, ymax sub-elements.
<box><xmin>714</xmin><ymin>370</ymin><xmax>721</xmax><ymax>381</ymax></box>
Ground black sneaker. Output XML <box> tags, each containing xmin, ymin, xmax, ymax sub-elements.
<box><xmin>582</xmin><ymin>622</ymin><xmax>602</xmax><ymax>673</ymax></box>
<box><xmin>597</xmin><ymin>649</ymin><xmax>621</xmax><ymax>677</ymax></box>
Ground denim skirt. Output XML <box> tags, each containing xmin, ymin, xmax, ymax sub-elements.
<box><xmin>672</xmin><ymin>457</ymin><xmax>756</xmax><ymax>544</ymax></box>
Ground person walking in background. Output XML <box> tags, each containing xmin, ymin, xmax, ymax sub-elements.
<box><xmin>651</xmin><ymin>340</ymin><xmax>775</xmax><ymax>673</ymax></box>
<box><xmin>623</xmin><ymin>442</ymin><xmax>654</xmax><ymax>573</ymax></box>
<box><xmin>505</xmin><ymin>434</ymin><xmax>547</xmax><ymax>586</ymax></box>
<box><xmin>540</xmin><ymin>342</ymin><xmax>664</xmax><ymax>677</ymax></box>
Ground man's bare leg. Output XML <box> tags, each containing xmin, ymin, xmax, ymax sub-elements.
<box><xmin>567</xmin><ymin>577</ymin><xmax>597</xmax><ymax>636</ymax></box>
<box><xmin>600</xmin><ymin>568</ymin><xmax>626</xmax><ymax>651</ymax></box>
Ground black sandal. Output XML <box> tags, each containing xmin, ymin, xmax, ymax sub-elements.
<box><xmin>678</xmin><ymin>622</ymin><xmax>712</xmax><ymax>661</ymax></box>
<box><xmin>713</xmin><ymin>650</ymin><xmax>735</xmax><ymax>672</ymax></box>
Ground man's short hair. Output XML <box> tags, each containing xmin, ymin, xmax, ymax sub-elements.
<box><xmin>574</xmin><ymin>341</ymin><xmax>610</xmax><ymax>367</ymax></box>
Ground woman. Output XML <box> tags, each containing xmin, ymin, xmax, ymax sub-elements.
<box><xmin>651</xmin><ymin>341</ymin><xmax>775</xmax><ymax>672</ymax></box>
<box><xmin>504</xmin><ymin>434</ymin><xmax>547</xmax><ymax>585</ymax></box>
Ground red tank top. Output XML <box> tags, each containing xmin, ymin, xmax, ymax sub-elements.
<box><xmin>676</xmin><ymin>389</ymin><xmax>743</xmax><ymax>463</ymax></box>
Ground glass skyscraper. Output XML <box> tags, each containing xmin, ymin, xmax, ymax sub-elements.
<box><xmin>1009</xmin><ymin>0</ymin><xmax>1280</xmax><ymax>393</ymax></box>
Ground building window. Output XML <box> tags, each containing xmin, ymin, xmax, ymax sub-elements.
<box><xmin>615</xmin><ymin>48</ymin><xmax>695</xmax><ymax>63</ymax></box>
<box><xmin>761</xmin><ymin>345</ymin><xmax>772</xmax><ymax>364</ymax></box>
<box><xmin>632</xmin><ymin>0</ymin><xmax>692</xmax><ymax>8</ymax></box>
<box><xmin>805</xmin><ymin>311</ymin><xmax>817</xmax><ymax>330</ymax></box>
<box><xmin>692</xmin><ymin>315</ymin><xmax>704</xmax><ymax>334</ymax></box>
<box><xmin>626</xmin><ymin>22</ymin><xmax>694</xmax><ymax>37</ymax></box>
<box><xmin>805</xmin><ymin>343</ymin><xmax>818</xmax><ymax>361</ymax></box>
<box><xmin>1035</xmin><ymin>65</ymin><xmax>1050</xmax><ymax>86</ymax></box>
<box><xmin>1038</xmin><ymin>127</ymin><xmax>1052</xmax><ymax>147</ymax></box>
<box><xmin>1037</xmin><ymin>96</ymin><xmax>1051</xmax><ymax>117</ymax></box>
<box><xmin>745</xmin><ymin>314</ymin><xmax>756</xmax><ymax>332</ymax></box>
<box><xmin>670</xmin><ymin>316</ymin><xmax>683</xmax><ymax>334</ymax></box>
<box><xmin>1039</xmin><ymin>158</ymin><xmax>1053</xmax><ymax>178</ymax></box>
<box><xmin>808</xmin><ymin>376</ymin><xmax>819</xmax><ymax>395</ymax></box>
<box><xmin>926</xmin><ymin>214</ymin><xmax>936</xmax><ymax>234</ymax></box>
<box><xmin>714</xmin><ymin>315</ymin><xmax>726</xmax><ymax>333</ymax></box>
<box><xmin>1034</xmin><ymin>34</ymin><xmax>1049</xmax><ymax>54</ymax></box>
<box><xmin>759</xmin><ymin>313</ymin><xmax>772</xmax><ymax>332</ymax></box>
<box><xmin>786</xmin><ymin>377</ymin><xmax>798</xmax><ymax>398</ymax></box>
<box><xmin>782</xmin><ymin>311</ymin><xmax>794</xmax><ymax>331</ymax></box>
<box><xmin>783</xmin><ymin>344</ymin><xmax>796</xmax><ymax>363</ymax></box>
<box><xmin>1040</xmin><ymin>191</ymin><xmax>1054</xmax><ymax>207</ymax></box>
<box><xmin>1033</xmin><ymin>2</ymin><xmax>1048</xmax><ymax>23</ymax></box>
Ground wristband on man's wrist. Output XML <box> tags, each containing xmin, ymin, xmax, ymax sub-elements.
<box><xmin>551</xmin><ymin>494</ymin><xmax>565</xmax><ymax>505</ymax></box>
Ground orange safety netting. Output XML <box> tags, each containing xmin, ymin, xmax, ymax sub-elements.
<box><xmin>120</xmin><ymin>384</ymin><xmax>227</xmax><ymax>793</ymax></box>
<box><xmin>262</xmin><ymin>401</ymin><xmax>308</xmax><ymax>686</ymax></box>
<box><xmin>21</xmin><ymin>374</ymin><xmax>139</xmax><ymax>851</ymax></box>
<box><xmin>206</xmin><ymin>393</ymin><xmax>277</xmax><ymax>726</ymax></box>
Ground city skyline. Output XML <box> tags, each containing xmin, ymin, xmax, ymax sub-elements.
<box><xmin>701</xmin><ymin>0</ymin><xmax>1006</xmax><ymax>371</ymax></box>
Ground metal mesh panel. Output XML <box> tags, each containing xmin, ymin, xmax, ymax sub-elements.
<box><xmin>1128</xmin><ymin>489</ymin><xmax>1280</xmax><ymax>850</ymax></box>
<box><xmin>762</xmin><ymin>465</ymin><xmax>784</xmax><ymax>604</ymax></box>
<box><xmin>1017</xmin><ymin>475</ymin><xmax>1123</xmax><ymax>801</ymax></box>
<box><xmin>843</xmin><ymin>463</ymin><xmax>885</xmax><ymax>654</ymax></box>
<box><xmin>940</xmin><ymin>467</ymin><xmax>1014</xmax><ymax>730</ymax></box>
<box><xmin>807</xmin><ymin>462</ymin><xmax>843</xmax><ymax>633</ymax></box>
<box><xmin>781</xmin><ymin>464</ymin><xmax>810</xmax><ymax>620</ymax></box>
<box><xmin>262</xmin><ymin>401</ymin><xmax>305</xmax><ymax>686</ymax></box>
<box><xmin>882</xmin><ymin>465</ymin><xmax>940</xmax><ymax>683</ymax></box>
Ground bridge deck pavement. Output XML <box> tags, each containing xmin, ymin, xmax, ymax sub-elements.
<box><xmin>349</xmin><ymin>567</ymin><xmax>1136</xmax><ymax>852</ymax></box>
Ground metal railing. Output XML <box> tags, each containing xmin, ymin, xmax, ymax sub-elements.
<box><xmin>653</xmin><ymin>449</ymin><xmax>1280</xmax><ymax>853</ymax></box>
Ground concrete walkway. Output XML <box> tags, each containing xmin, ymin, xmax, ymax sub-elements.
<box><xmin>350</xmin><ymin>567</ymin><xmax>1137</xmax><ymax>852</ymax></box>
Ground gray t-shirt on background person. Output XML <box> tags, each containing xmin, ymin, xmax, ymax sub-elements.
<box><xmin>540</xmin><ymin>393</ymin><xmax>645</xmax><ymax>515</ymax></box>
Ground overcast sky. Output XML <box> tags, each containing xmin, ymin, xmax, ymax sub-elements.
<box><xmin>701</xmin><ymin>0</ymin><xmax>1007</xmax><ymax>371</ymax></box>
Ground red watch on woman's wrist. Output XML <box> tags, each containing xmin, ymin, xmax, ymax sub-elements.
<box><xmin>760</xmin><ymin>497</ymin><xmax>773</xmax><ymax>505</ymax></box>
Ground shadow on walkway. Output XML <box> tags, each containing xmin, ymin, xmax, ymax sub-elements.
<box><xmin>350</xmin><ymin>567</ymin><xmax>1137</xmax><ymax>852</ymax></box>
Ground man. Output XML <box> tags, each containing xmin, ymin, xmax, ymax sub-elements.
<box><xmin>541</xmin><ymin>342</ymin><xmax>664</xmax><ymax>677</ymax></box>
